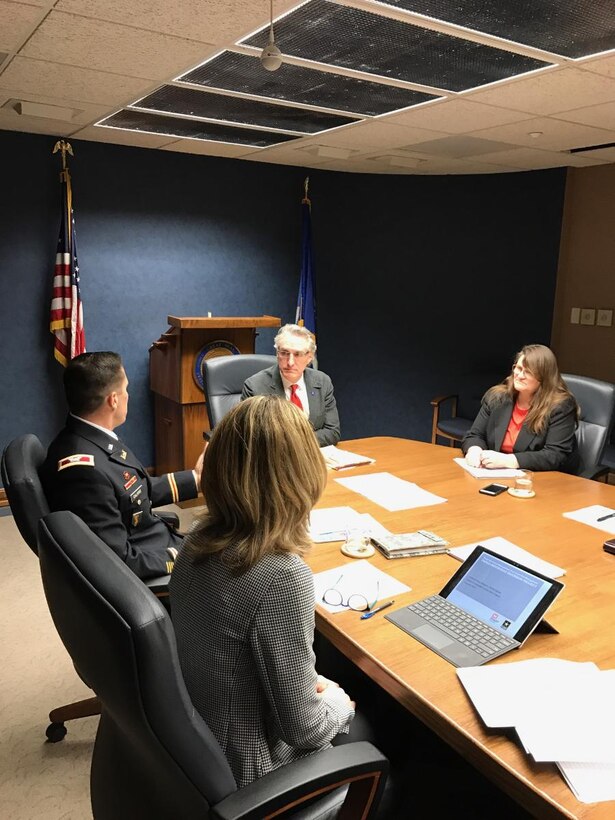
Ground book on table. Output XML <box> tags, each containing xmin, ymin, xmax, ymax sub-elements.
<box><xmin>370</xmin><ymin>530</ymin><xmax>449</xmax><ymax>559</ymax></box>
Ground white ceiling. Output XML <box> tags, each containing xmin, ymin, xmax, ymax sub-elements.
<box><xmin>2</xmin><ymin>0</ymin><xmax>615</xmax><ymax>174</ymax></box>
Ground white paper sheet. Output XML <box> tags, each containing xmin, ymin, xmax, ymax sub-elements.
<box><xmin>313</xmin><ymin>560</ymin><xmax>410</xmax><ymax>613</ymax></box>
<box><xmin>558</xmin><ymin>761</ymin><xmax>615</xmax><ymax>803</ymax></box>
<box><xmin>309</xmin><ymin>507</ymin><xmax>390</xmax><ymax>543</ymax></box>
<box><xmin>456</xmin><ymin>658</ymin><xmax>599</xmax><ymax>728</ymax></box>
<box><xmin>454</xmin><ymin>457</ymin><xmax>524</xmax><ymax>479</ymax></box>
<box><xmin>448</xmin><ymin>536</ymin><xmax>565</xmax><ymax>579</ymax></box>
<box><xmin>563</xmin><ymin>505</ymin><xmax>615</xmax><ymax>535</ymax></box>
<box><xmin>335</xmin><ymin>472</ymin><xmax>447</xmax><ymax>511</ymax></box>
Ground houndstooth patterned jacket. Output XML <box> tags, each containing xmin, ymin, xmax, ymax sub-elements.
<box><xmin>169</xmin><ymin>534</ymin><xmax>355</xmax><ymax>788</ymax></box>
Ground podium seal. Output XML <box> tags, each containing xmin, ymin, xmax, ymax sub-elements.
<box><xmin>193</xmin><ymin>340</ymin><xmax>240</xmax><ymax>390</ymax></box>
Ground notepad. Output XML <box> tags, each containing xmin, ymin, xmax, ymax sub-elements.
<box><xmin>448</xmin><ymin>536</ymin><xmax>565</xmax><ymax>579</ymax></box>
<box><xmin>335</xmin><ymin>472</ymin><xmax>447</xmax><ymax>512</ymax></box>
<box><xmin>320</xmin><ymin>445</ymin><xmax>375</xmax><ymax>470</ymax></box>
<box><xmin>454</xmin><ymin>457</ymin><xmax>523</xmax><ymax>480</ymax></box>
<box><xmin>563</xmin><ymin>505</ymin><xmax>615</xmax><ymax>535</ymax></box>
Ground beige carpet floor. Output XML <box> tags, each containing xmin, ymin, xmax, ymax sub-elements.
<box><xmin>0</xmin><ymin>503</ymin><xmax>202</xmax><ymax>820</ymax></box>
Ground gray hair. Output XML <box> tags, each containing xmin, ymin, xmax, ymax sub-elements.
<box><xmin>274</xmin><ymin>324</ymin><xmax>316</xmax><ymax>355</ymax></box>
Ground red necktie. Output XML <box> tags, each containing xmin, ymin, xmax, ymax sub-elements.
<box><xmin>290</xmin><ymin>384</ymin><xmax>304</xmax><ymax>411</ymax></box>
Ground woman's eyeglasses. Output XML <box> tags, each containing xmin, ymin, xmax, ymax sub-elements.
<box><xmin>322</xmin><ymin>574</ymin><xmax>380</xmax><ymax>612</ymax></box>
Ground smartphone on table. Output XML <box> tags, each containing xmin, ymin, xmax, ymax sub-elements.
<box><xmin>479</xmin><ymin>483</ymin><xmax>508</xmax><ymax>496</ymax></box>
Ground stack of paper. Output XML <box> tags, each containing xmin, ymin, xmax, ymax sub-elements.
<box><xmin>320</xmin><ymin>445</ymin><xmax>375</xmax><ymax>470</ymax></box>
<box><xmin>453</xmin><ymin>457</ymin><xmax>523</xmax><ymax>479</ymax></box>
<box><xmin>457</xmin><ymin>659</ymin><xmax>615</xmax><ymax>803</ymax></box>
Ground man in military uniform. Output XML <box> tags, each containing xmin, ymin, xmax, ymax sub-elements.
<box><xmin>41</xmin><ymin>351</ymin><xmax>203</xmax><ymax>579</ymax></box>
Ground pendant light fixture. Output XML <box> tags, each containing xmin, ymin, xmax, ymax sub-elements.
<box><xmin>260</xmin><ymin>0</ymin><xmax>283</xmax><ymax>71</ymax></box>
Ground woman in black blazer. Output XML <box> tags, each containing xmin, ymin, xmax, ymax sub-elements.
<box><xmin>462</xmin><ymin>344</ymin><xmax>579</xmax><ymax>473</ymax></box>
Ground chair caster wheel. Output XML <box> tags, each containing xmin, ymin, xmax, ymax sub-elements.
<box><xmin>46</xmin><ymin>722</ymin><xmax>67</xmax><ymax>742</ymax></box>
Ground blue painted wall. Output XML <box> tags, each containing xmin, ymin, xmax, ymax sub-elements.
<box><xmin>1</xmin><ymin>129</ymin><xmax>565</xmax><ymax>473</ymax></box>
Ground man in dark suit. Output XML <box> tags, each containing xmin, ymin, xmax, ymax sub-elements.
<box><xmin>41</xmin><ymin>351</ymin><xmax>203</xmax><ymax>579</ymax></box>
<box><xmin>241</xmin><ymin>324</ymin><xmax>340</xmax><ymax>446</ymax></box>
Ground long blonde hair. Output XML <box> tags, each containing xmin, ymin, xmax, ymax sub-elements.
<box><xmin>487</xmin><ymin>344</ymin><xmax>578</xmax><ymax>434</ymax></box>
<box><xmin>190</xmin><ymin>395</ymin><xmax>327</xmax><ymax>572</ymax></box>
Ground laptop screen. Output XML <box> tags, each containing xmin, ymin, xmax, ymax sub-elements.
<box><xmin>440</xmin><ymin>547</ymin><xmax>564</xmax><ymax>643</ymax></box>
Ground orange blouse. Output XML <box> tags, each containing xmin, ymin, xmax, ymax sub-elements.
<box><xmin>501</xmin><ymin>403</ymin><xmax>529</xmax><ymax>453</ymax></box>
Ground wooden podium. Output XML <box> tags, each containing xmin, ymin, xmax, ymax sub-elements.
<box><xmin>149</xmin><ymin>315</ymin><xmax>281</xmax><ymax>476</ymax></box>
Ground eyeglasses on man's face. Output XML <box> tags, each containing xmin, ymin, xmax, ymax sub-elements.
<box><xmin>322</xmin><ymin>575</ymin><xmax>380</xmax><ymax>612</ymax></box>
<box><xmin>277</xmin><ymin>348</ymin><xmax>310</xmax><ymax>360</ymax></box>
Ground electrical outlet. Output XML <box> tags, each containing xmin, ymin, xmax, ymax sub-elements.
<box><xmin>580</xmin><ymin>308</ymin><xmax>596</xmax><ymax>326</ymax></box>
<box><xmin>596</xmin><ymin>309</ymin><xmax>613</xmax><ymax>327</ymax></box>
<box><xmin>570</xmin><ymin>307</ymin><xmax>580</xmax><ymax>324</ymax></box>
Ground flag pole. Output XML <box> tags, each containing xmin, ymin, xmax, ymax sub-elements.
<box><xmin>50</xmin><ymin>139</ymin><xmax>86</xmax><ymax>366</ymax></box>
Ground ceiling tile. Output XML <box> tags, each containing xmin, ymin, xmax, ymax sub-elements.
<box><xmin>69</xmin><ymin>123</ymin><xmax>176</xmax><ymax>148</ymax></box>
<box><xmin>470</xmin><ymin>116</ymin><xmax>615</xmax><ymax>151</ymax></box>
<box><xmin>467</xmin><ymin>66</ymin><xmax>615</xmax><ymax>115</ymax></box>
<box><xmin>0</xmin><ymin>88</ymin><xmax>108</xmax><ymax>123</ymax></box>
<box><xmin>20</xmin><ymin>11</ymin><xmax>216</xmax><ymax>80</ymax></box>
<box><xmin>553</xmin><ymin>100</ymin><xmax>615</xmax><ymax>130</ymax></box>
<box><xmin>0</xmin><ymin>1</ymin><xmax>46</xmax><ymax>51</ymax></box>
<box><xmin>571</xmin><ymin>145</ymin><xmax>615</xmax><ymax>162</ymax></box>
<box><xmin>55</xmin><ymin>0</ymin><xmax>297</xmax><ymax>45</ymax></box>
<box><xmin>577</xmin><ymin>53</ymin><xmax>615</xmax><ymax>80</ymax></box>
<box><xmin>160</xmin><ymin>138</ymin><xmax>256</xmax><ymax>158</ymax></box>
<box><xmin>471</xmin><ymin>146</ymin><xmax>607</xmax><ymax>168</ymax></box>
<box><xmin>385</xmin><ymin>98</ymin><xmax>533</xmax><ymax>133</ymax></box>
<box><xmin>0</xmin><ymin>114</ymin><xmax>80</xmax><ymax>136</ymax></box>
<box><xmin>0</xmin><ymin>57</ymin><xmax>153</xmax><ymax>105</ymax></box>
<box><xmin>303</xmin><ymin>120</ymin><xmax>448</xmax><ymax>151</ymax></box>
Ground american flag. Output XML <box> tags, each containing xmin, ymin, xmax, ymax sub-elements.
<box><xmin>50</xmin><ymin>166</ymin><xmax>86</xmax><ymax>366</ymax></box>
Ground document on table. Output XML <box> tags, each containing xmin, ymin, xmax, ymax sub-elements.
<box><xmin>457</xmin><ymin>659</ymin><xmax>615</xmax><ymax>804</ymax></box>
<box><xmin>320</xmin><ymin>445</ymin><xmax>375</xmax><ymax>470</ymax></box>
<box><xmin>454</xmin><ymin>457</ymin><xmax>523</xmax><ymax>479</ymax></box>
<box><xmin>313</xmin><ymin>559</ymin><xmax>410</xmax><ymax>614</ymax></box>
<box><xmin>448</xmin><ymin>535</ymin><xmax>565</xmax><ymax>578</ymax></box>
<box><xmin>335</xmin><ymin>472</ymin><xmax>447</xmax><ymax>512</ymax></box>
<box><xmin>563</xmin><ymin>505</ymin><xmax>615</xmax><ymax>535</ymax></box>
<box><xmin>457</xmin><ymin>658</ymin><xmax>598</xmax><ymax>728</ymax></box>
<box><xmin>309</xmin><ymin>507</ymin><xmax>389</xmax><ymax>543</ymax></box>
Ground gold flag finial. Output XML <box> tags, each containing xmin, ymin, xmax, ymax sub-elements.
<box><xmin>302</xmin><ymin>176</ymin><xmax>310</xmax><ymax>204</ymax></box>
<box><xmin>53</xmin><ymin>139</ymin><xmax>74</xmax><ymax>170</ymax></box>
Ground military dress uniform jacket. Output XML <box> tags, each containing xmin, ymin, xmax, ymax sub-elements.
<box><xmin>241</xmin><ymin>366</ymin><xmax>341</xmax><ymax>446</ymax></box>
<box><xmin>41</xmin><ymin>416</ymin><xmax>199</xmax><ymax>579</ymax></box>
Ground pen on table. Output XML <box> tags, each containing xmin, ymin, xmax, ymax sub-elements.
<box><xmin>360</xmin><ymin>600</ymin><xmax>395</xmax><ymax>620</ymax></box>
<box><xmin>597</xmin><ymin>512</ymin><xmax>615</xmax><ymax>522</ymax></box>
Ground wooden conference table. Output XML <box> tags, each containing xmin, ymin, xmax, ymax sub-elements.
<box><xmin>307</xmin><ymin>438</ymin><xmax>615</xmax><ymax>820</ymax></box>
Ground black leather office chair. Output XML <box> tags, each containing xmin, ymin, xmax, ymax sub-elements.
<box><xmin>431</xmin><ymin>373</ymin><xmax>502</xmax><ymax>446</ymax></box>
<box><xmin>1</xmin><ymin>434</ymin><xmax>172</xmax><ymax>741</ymax></box>
<box><xmin>203</xmin><ymin>353</ymin><xmax>277</xmax><ymax>429</ymax></box>
<box><xmin>38</xmin><ymin>510</ymin><xmax>388</xmax><ymax>820</ymax></box>
<box><xmin>562</xmin><ymin>374</ymin><xmax>615</xmax><ymax>480</ymax></box>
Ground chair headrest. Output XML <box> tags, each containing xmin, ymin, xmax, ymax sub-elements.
<box><xmin>203</xmin><ymin>354</ymin><xmax>277</xmax><ymax>397</ymax></box>
<box><xmin>1</xmin><ymin>434</ymin><xmax>49</xmax><ymax>554</ymax></box>
<box><xmin>562</xmin><ymin>374</ymin><xmax>615</xmax><ymax>427</ymax></box>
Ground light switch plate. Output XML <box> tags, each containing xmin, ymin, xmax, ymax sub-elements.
<box><xmin>580</xmin><ymin>308</ymin><xmax>596</xmax><ymax>326</ymax></box>
<box><xmin>570</xmin><ymin>307</ymin><xmax>580</xmax><ymax>324</ymax></box>
<box><xmin>596</xmin><ymin>309</ymin><xmax>613</xmax><ymax>327</ymax></box>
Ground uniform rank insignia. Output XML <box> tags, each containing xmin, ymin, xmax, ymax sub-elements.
<box><xmin>123</xmin><ymin>471</ymin><xmax>131</xmax><ymax>481</ymax></box>
<box><xmin>124</xmin><ymin>475</ymin><xmax>138</xmax><ymax>490</ymax></box>
<box><xmin>132</xmin><ymin>511</ymin><xmax>143</xmax><ymax>527</ymax></box>
<box><xmin>121</xmin><ymin>450</ymin><xmax>128</xmax><ymax>460</ymax></box>
<box><xmin>58</xmin><ymin>454</ymin><xmax>95</xmax><ymax>471</ymax></box>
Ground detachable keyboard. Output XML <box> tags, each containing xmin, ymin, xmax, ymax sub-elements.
<box><xmin>408</xmin><ymin>595</ymin><xmax>517</xmax><ymax>659</ymax></box>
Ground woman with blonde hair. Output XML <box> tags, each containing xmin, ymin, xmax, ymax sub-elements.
<box><xmin>462</xmin><ymin>344</ymin><xmax>579</xmax><ymax>473</ymax></box>
<box><xmin>169</xmin><ymin>395</ymin><xmax>356</xmax><ymax>788</ymax></box>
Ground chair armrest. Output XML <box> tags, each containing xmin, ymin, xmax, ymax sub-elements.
<box><xmin>156</xmin><ymin>511</ymin><xmax>180</xmax><ymax>529</ymax></box>
<box><xmin>144</xmin><ymin>574</ymin><xmax>171</xmax><ymax>594</ymax></box>
<box><xmin>430</xmin><ymin>394</ymin><xmax>458</xmax><ymax>408</ymax></box>
<box><xmin>578</xmin><ymin>465</ymin><xmax>610</xmax><ymax>481</ymax></box>
<box><xmin>211</xmin><ymin>741</ymin><xmax>388</xmax><ymax>820</ymax></box>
